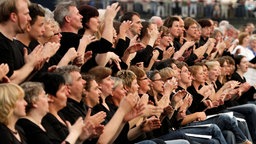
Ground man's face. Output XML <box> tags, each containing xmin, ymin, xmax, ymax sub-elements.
<box><xmin>15</xmin><ymin>0</ymin><xmax>31</xmax><ymax>33</ymax></box>
<box><xmin>130</xmin><ymin>15</ymin><xmax>142</xmax><ymax>36</ymax></box>
<box><xmin>67</xmin><ymin>6</ymin><xmax>83</xmax><ymax>30</ymax></box>
<box><xmin>28</xmin><ymin>16</ymin><xmax>45</xmax><ymax>40</ymax></box>
<box><xmin>68</xmin><ymin>71</ymin><xmax>86</xmax><ymax>101</ymax></box>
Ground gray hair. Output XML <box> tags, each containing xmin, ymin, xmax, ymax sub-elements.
<box><xmin>53</xmin><ymin>1</ymin><xmax>76</xmax><ymax>28</ymax></box>
<box><xmin>54</xmin><ymin>65</ymin><xmax>80</xmax><ymax>85</ymax></box>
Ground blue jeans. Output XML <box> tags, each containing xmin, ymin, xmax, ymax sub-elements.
<box><xmin>227</xmin><ymin>103</ymin><xmax>256</xmax><ymax>143</ymax></box>
<box><xmin>179</xmin><ymin>124</ymin><xmax>227</xmax><ymax>144</ymax></box>
<box><xmin>187</xmin><ymin>114</ymin><xmax>247</xmax><ymax>143</ymax></box>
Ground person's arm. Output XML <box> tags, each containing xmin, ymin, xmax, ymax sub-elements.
<box><xmin>101</xmin><ymin>3</ymin><xmax>120</xmax><ymax>43</ymax></box>
<box><xmin>10</xmin><ymin>45</ymin><xmax>43</xmax><ymax>84</ymax></box>
<box><xmin>58</xmin><ymin>48</ymin><xmax>78</xmax><ymax>67</ymax></box>
<box><xmin>181</xmin><ymin>112</ymin><xmax>206</xmax><ymax>126</ymax></box>
<box><xmin>97</xmin><ymin>95</ymin><xmax>135</xmax><ymax>144</ymax></box>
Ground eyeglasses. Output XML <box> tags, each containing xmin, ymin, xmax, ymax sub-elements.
<box><xmin>138</xmin><ymin>77</ymin><xmax>148</xmax><ymax>81</ymax></box>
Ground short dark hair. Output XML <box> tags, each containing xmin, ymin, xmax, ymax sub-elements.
<box><xmin>197</xmin><ymin>19</ymin><xmax>212</xmax><ymax>28</ymax></box>
<box><xmin>79</xmin><ymin>5</ymin><xmax>99</xmax><ymax>29</ymax></box>
<box><xmin>29</xmin><ymin>3</ymin><xmax>45</xmax><ymax>25</ymax></box>
<box><xmin>82</xmin><ymin>74</ymin><xmax>95</xmax><ymax>91</ymax></box>
<box><xmin>39</xmin><ymin>73</ymin><xmax>66</xmax><ymax>96</ymax></box>
<box><xmin>163</xmin><ymin>16</ymin><xmax>179</xmax><ymax>28</ymax></box>
<box><xmin>120</xmin><ymin>11</ymin><xmax>140</xmax><ymax>22</ymax></box>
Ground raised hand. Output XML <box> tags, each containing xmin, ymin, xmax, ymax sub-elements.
<box><xmin>104</xmin><ymin>2</ymin><xmax>120</xmax><ymax>21</ymax></box>
<box><xmin>0</xmin><ymin>63</ymin><xmax>9</xmax><ymax>81</ymax></box>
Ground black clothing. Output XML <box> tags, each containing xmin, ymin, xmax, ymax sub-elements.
<box><xmin>230</xmin><ymin>72</ymin><xmax>255</xmax><ymax>104</ymax></box>
<box><xmin>58</xmin><ymin>98</ymin><xmax>88</xmax><ymax>125</ymax></box>
<box><xmin>81</xmin><ymin>38</ymin><xmax>113</xmax><ymax>72</ymax></box>
<box><xmin>42</xmin><ymin>113</ymin><xmax>69</xmax><ymax>143</ymax></box>
<box><xmin>17</xmin><ymin>118</ymin><xmax>52</xmax><ymax>144</ymax></box>
<box><xmin>0</xmin><ymin>32</ymin><xmax>19</xmax><ymax>77</ymax></box>
<box><xmin>0</xmin><ymin>123</ymin><xmax>27</xmax><ymax>144</ymax></box>
<box><xmin>131</xmin><ymin>45</ymin><xmax>154</xmax><ymax>67</ymax></box>
<box><xmin>187</xmin><ymin>85</ymin><xmax>208</xmax><ymax>113</ymax></box>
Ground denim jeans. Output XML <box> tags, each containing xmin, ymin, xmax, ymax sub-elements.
<box><xmin>179</xmin><ymin>124</ymin><xmax>227</xmax><ymax>144</ymax></box>
<box><xmin>227</xmin><ymin>103</ymin><xmax>256</xmax><ymax>143</ymax></box>
<box><xmin>187</xmin><ymin>114</ymin><xmax>247</xmax><ymax>143</ymax></box>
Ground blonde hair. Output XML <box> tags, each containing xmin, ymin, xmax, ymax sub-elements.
<box><xmin>205</xmin><ymin>60</ymin><xmax>220</xmax><ymax>71</ymax></box>
<box><xmin>159</xmin><ymin>67</ymin><xmax>176</xmax><ymax>82</ymax></box>
<box><xmin>0</xmin><ymin>83</ymin><xmax>24</xmax><ymax>125</ymax></box>
<box><xmin>116</xmin><ymin>70</ymin><xmax>137</xmax><ymax>88</ymax></box>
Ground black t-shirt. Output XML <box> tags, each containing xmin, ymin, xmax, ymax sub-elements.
<box><xmin>0</xmin><ymin>123</ymin><xmax>27</xmax><ymax>144</ymax></box>
<box><xmin>42</xmin><ymin>113</ymin><xmax>69</xmax><ymax>143</ymax></box>
<box><xmin>17</xmin><ymin>118</ymin><xmax>52</xmax><ymax>144</ymax></box>
<box><xmin>58</xmin><ymin>98</ymin><xmax>88</xmax><ymax>125</ymax></box>
<box><xmin>0</xmin><ymin>33</ymin><xmax>18</xmax><ymax>77</ymax></box>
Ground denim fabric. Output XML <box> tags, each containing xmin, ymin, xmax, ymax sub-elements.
<box><xmin>227</xmin><ymin>104</ymin><xmax>256</xmax><ymax>143</ymax></box>
<box><xmin>187</xmin><ymin>114</ymin><xmax>247</xmax><ymax>143</ymax></box>
<box><xmin>179</xmin><ymin>124</ymin><xmax>227</xmax><ymax>144</ymax></box>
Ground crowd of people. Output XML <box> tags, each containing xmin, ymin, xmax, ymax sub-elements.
<box><xmin>0</xmin><ymin>0</ymin><xmax>256</xmax><ymax>144</ymax></box>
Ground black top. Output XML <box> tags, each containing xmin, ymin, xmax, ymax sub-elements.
<box><xmin>0</xmin><ymin>123</ymin><xmax>27</xmax><ymax>144</ymax></box>
<box><xmin>81</xmin><ymin>38</ymin><xmax>113</xmax><ymax>72</ymax></box>
<box><xmin>17</xmin><ymin>118</ymin><xmax>52</xmax><ymax>144</ymax></box>
<box><xmin>230</xmin><ymin>72</ymin><xmax>255</xmax><ymax>104</ymax></box>
<box><xmin>42</xmin><ymin>113</ymin><xmax>69</xmax><ymax>143</ymax></box>
<box><xmin>187</xmin><ymin>85</ymin><xmax>208</xmax><ymax>113</ymax></box>
<box><xmin>0</xmin><ymin>32</ymin><xmax>18</xmax><ymax>77</ymax></box>
<box><xmin>131</xmin><ymin>45</ymin><xmax>154</xmax><ymax>67</ymax></box>
<box><xmin>58</xmin><ymin>98</ymin><xmax>88</xmax><ymax>125</ymax></box>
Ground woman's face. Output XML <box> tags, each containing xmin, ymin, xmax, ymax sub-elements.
<box><xmin>208</xmin><ymin>65</ymin><xmax>221</xmax><ymax>82</ymax></box>
<box><xmin>180</xmin><ymin>66</ymin><xmax>192</xmax><ymax>86</ymax></box>
<box><xmin>87</xmin><ymin>16</ymin><xmax>100</xmax><ymax>33</ymax></box>
<box><xmin>193</xmin><ymin>67</ymin><xmax>205</xmax><ymax>84</ymax></box>
<box><xmin>242</xmin><ymin>35</ymin><xmax>250</xmax><ymax>46</ymax></box>
<box><xmin>237</xmin><ymin>57</ymin><xmax>249</xmax><ymax>73</ymax></box>
<box><xmin>35</xmin><ymin>90</ymin><xmax>49</xmax><ymax>116</ymax></box>
<box><xmin>152</xmin><ymin>73</ymin><xmax>164</xmax><ymax>93</ymax></box>
<box><xmin>138</xmin><ymin>74</ymin><xmax>151</xmax><ymax>93</ymax></box>
<box><xmin>169</xmin><ymin>21</ymin><xmax>180</xmax><ymax>38</ymax></box>
<box><xmin>186</xmin><ymin>23</ymin><xmax>198</xmax><ymax>39</ymax></box>
<box><xmin>214</xmin><ymin>32</ymin><xmax>223</xmax><ymax>43</ymax></box>
<box><xmin>160</xmin><ymin>33</ymin><xmax>172</xmax><ymax>47</ymax></box>
<box><xmin>13</xmin><ymin>97</ymin><xmax>27</xmax><ymax>118</ymax></box>
<box><xmin>112</xmin><ymin>83</ymin><xmax>126</xmax><ymax>101</ymax></box>
<box><xmin>100</xmin><ymin>76</ymin><xmax>114</xmax><ymax>96</ymax></box>
<box><xmin>49</xmin><ymin>24</ymin><xmax>62</xmax><ymax>43</ymax></box>
<box><xmin>55</xmin><ymin>84</ymin><xmax>68</xmax><ymax>109</ymax></box>
<box><xmin>127</xmin><ymin>79</ymin><xmax>139</xmax><ymax>94</ymax></box>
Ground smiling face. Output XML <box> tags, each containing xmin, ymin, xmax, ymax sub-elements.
<box><xmin>208</xmin><ymin>65</ymin><xmax>221</xmax><ymax>82</ymax></box>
